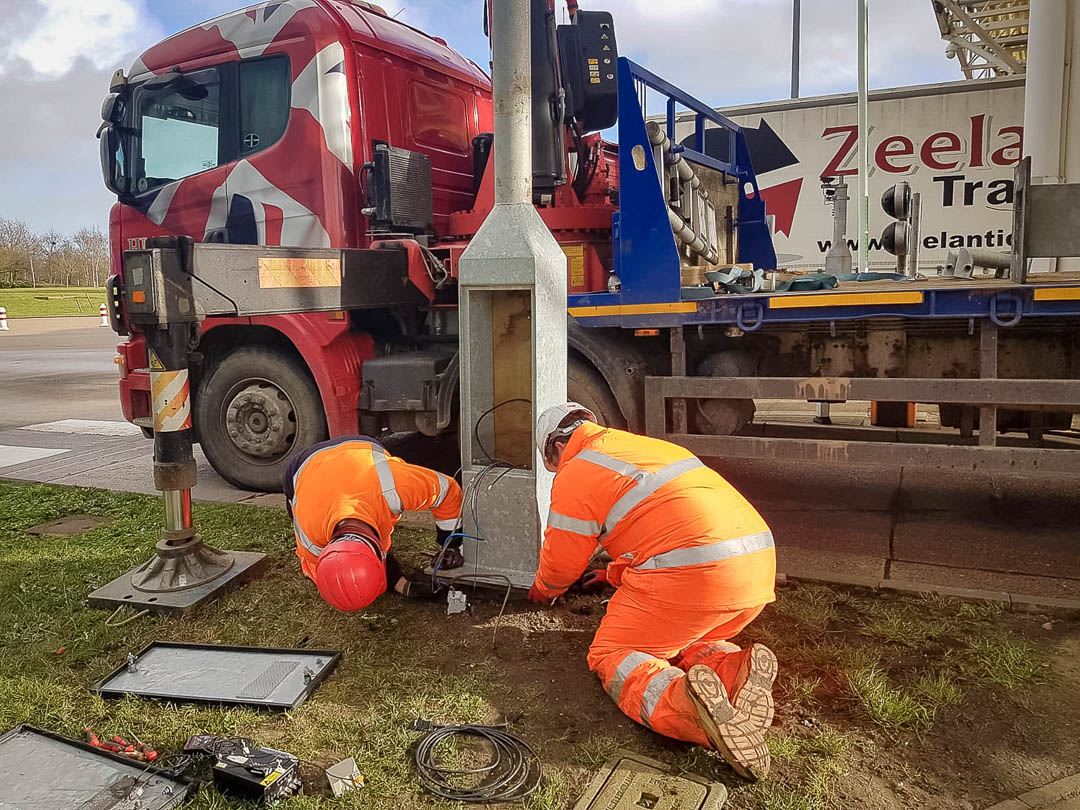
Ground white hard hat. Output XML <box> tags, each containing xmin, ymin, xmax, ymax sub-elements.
<box><xmin>535</xmin><ymin>402</ymin><xmax>596</xmax><ymax>471</ymax></box>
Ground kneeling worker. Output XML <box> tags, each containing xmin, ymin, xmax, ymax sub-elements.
<box><xmin>529</xmin><ymin>404</ymin><xmax>778</xmax><ymax>780</ymax></box>
<box><xmin>285</xmin><ymin>436</ymin><xmax>464</xmax><ymax>610</ymax></box>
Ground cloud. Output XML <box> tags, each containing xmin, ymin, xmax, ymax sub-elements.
<box><xmin>606</xmin><ymin>0</ymin><xmax>958</xmax><ymax>108</ymax></box>
<box><xmin>0</xmin><ymin>0</ymin><xmax>163</xmax><ymax>80</ymax></box>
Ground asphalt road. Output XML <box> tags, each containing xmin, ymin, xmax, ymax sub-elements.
<box><xmin>0</xmin><ymin>317</ymin><xmax>122</xmax><ymax>430</ymax></box>
<box><xmin>2</xmin><ymin>319</ymin><xmax>1079</xmax><ymax>600</ymax></box>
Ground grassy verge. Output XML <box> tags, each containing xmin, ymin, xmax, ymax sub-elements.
<box><xmin>0</xmin><ymin>480</ymin><xmax>1071</xmax><ymax>810</ymax></box>
<box><xmin>0</xmin><ymin>286</ymin><xmax>105</xmax><ymax>317</ymax></box>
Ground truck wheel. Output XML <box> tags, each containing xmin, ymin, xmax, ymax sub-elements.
<box><xmin>195</xmin><ymin>347</ymin><xmax>328</xmax><ymax>492</ymax></box>
<box><xmin>569</xmin><ymin>356</ymin><xmax>625</xmax><ymax>428</ymax></box>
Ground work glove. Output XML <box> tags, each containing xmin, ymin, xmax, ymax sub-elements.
<box><xmin>579</xmin><ymin>569</ymin><xmax>609</xmax><ymax>591</ymax></box>
<box><xmin>435</xmin><ymin>527</ymin><xmax>465</xmax><ymax>570</ymax></box>
<box><xmin>528</xmin><ymin>583</ymin><xmax>550</xmax><ymax>605</ymax></box>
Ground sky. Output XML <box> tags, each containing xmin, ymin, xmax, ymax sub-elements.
<box><xmin>0</xmin><ymin>0</ymin><xmax>963</xmax><ymax>237</ymax></box>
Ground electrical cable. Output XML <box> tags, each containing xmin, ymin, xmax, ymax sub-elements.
<box><xmin>472</xmin><ymin>399</ymin><xmax>530</xmax><ymax>464</ymax></box>
<box><xmin>412</xmin><ymin>721</ymin><xmax>541</xmax><ymax>803</ymax></box>
<box><xmin>103</xmin><ymin>606</ymin><xmax>149</xmax><ymax>627</ymax></box>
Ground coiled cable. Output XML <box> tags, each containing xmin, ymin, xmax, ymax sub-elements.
<box><xmin>412</xmin><ymin>720</ymin><xmax>541</xmax><ymax>802</ymax></box>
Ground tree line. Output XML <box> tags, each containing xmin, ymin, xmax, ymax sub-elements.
<box><xmin>0</xmin><ymin>218</ymin><xmax>109</xmax><ymax>288</ymax></box>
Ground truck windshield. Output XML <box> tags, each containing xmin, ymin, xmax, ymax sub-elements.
<box><xmin>131</xmin><ymin>68</ymin><xmax>221</xmax><ymax>195</ymax></box>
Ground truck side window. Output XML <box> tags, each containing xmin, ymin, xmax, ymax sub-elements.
<box><xmin>135</xmin><ymin>68</ymin><xmax>221</xmax><ymax>193</ymax></box>
<box><xmin>239</xmin><ymin>56</ymin><xmax>291</xmax><ymax>157</ymax></box>
<box><xmin>408</xmin><ymin>80</ymin><xmax>469</xmax><ymax>154</ymax></box>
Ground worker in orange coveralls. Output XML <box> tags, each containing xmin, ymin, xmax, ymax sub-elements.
<box><xmin>284</xmin><ymin>436</ymin><xmax>464</xmax><ymax>611</ymax></box>
<box><xmin>528</xmin><ymin>404</ymin><xmax>778</xmax><ymax>780</ymax></box>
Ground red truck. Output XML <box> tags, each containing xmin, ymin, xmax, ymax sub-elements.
<box><xmin>100</xmin><ymin>0</ymin><xmax>634</xmax><ymax>489</ymax></box>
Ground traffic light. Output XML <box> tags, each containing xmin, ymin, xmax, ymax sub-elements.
<box><xmin>879</xmin><ymin>182</ymin><xmax>912</xmax><ymax>256</ymax></box>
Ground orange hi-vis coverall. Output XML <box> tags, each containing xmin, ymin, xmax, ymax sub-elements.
<box><xmin>285</xmin><ymin>436</ymin><xmax>462</xmax><ymax>582</ymax></box>
<box><xmin>532</xmin><ymin>423</ymin><xmax>776</xmax><ymax>747</ymax></box>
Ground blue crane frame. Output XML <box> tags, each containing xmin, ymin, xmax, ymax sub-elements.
<box><xmin>567</xmin><ymin>58</ymin><xmax>1080</xmax><ymax>330</ymax></box>
<box><xmin>566</xmin><ymin>57</ymin><xmax>776</xmax><ymax>310</ymax></box>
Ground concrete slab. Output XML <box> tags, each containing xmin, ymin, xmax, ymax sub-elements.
<box><xmin>717</xmin><ymin>458</ymin><xmax>900</xmax><ymax>513</ymax></box>
<box><xmin>0</xmin><ymin>445</ymin><xmax>69</xmax><ymax>468</ymax></box>
<box><xmin>888</xmin><ymin>562</ymin><xmax>1080</xmax><ymax>601</ymax></box>
<box><xmin>893</xmin><ymin>515</ymin><xmax>1080</xmax><ymax>580</ymax></box>
<box><xmin>777</xmin><ymin>545</ymin><xmax>887</xmax><ymax>582</ymax></box>
<box><xmin>984</xmin><ymin>772</ymin><xmax>1080</xmax><ymax>810</ymax></box>
<box><xmin>20</xmin><ymin>419</ymin><xmax>143</xmax><ymax>437</ymax></box>
<box><xmin>765</xmin><ymin>508</ymin><xmax>894</xmax><ymax>557</ymax></box>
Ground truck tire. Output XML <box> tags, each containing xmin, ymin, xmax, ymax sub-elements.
<box><xmin>195</xmin><ymin>347</ymin><xmax>328</xmax><ymax>492</ymax></box>
<box><xmin>569</xmin><ymin>355</ymin><xmax>626</xmax><ymax>428</ymax></box>
<box><xmin>693</xmin><ymin>351</ymin><xmax>757</xmax><ymax>435</ymax></box>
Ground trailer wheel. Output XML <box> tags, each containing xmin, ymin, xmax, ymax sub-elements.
<box><xmin>692</xmin><ymin>351</ymin><xmax>757</xmax><ymax>436</ymax></box>
<box><xmin>568</xmin><ymin>356</ymin><xmax>625</xmax><ymax>428</ymax></box>
<box><xmin>195</xmin><ymin>347</ymin><xmax>328</xmax><ymax>492</ymax></box>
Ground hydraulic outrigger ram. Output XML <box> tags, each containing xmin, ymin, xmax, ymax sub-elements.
<box><xmin>88</xmin><ymin>238</ymin><xmax>267</xmax><ymax>616</ymax></box>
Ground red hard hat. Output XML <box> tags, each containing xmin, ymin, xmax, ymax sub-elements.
<box><xmin>315</xmin><ymin>538</ymin><xmax>387</xmax><ymax>611</ymax></box>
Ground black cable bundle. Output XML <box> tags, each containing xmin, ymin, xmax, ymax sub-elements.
<box><xmin>412</xmin><ymin>721</ymin><xmax>541</xmax><ymax>802</ymax></box>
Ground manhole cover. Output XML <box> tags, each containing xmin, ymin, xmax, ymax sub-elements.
<box><xmin>574</xmin><ymin>752</ymin><xmax>727</xmax><ymax>810</ymax></box>
<box><xmin>26</xmin><ymin>515</ymin><xmax>109</xmax><ymax>536</ymax></box>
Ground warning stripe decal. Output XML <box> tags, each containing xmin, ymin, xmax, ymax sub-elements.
<box><xmin>151</xmin><ymin>369</ymin><xmax>192</xmax><ymax>432</ymax></box>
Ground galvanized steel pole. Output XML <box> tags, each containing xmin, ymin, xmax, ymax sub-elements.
<box><xmin>791</xmin><ymin>0</ymin><xmax>801</xmax><ymax>99</ymax></box>
<box><xmin>492</xmin><ymin>0</ymin><xmax>533</xmax><ymax>206</ymax></box>
<box><xmin>856</xmin><ymin>0</ymin><xmax>869</xmax><ymax>273</ymax></box>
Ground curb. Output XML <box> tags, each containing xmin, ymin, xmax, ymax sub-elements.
<box><xmin>983</xmin><ymin>772</ymin><xmax>1080</xmax><ymax>810</ymax></box>
<box><xmin>778</xmin><ymin>569</ymin><xmax>1080</xmax><ymax>615</ymax></box>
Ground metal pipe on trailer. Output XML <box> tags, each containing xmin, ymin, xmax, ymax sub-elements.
<box><xmin>856</xmin><ymin>0</ymin><xmax>869</xmax><ymax>273</ymax></box>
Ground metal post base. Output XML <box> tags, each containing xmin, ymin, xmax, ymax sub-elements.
<box><xmin>453</xmin><ymin>468</ymin><xmax>540</xmax><ymax>589</ymax></box>
<box><xmin>130</xmin><ymin>533</ymin><xmax>233</xmax><ymax>592</ymax></box>
<box><xmin>87</xmin><ymin>547</ymin><xmax>268</xmax><ymax>616</ymax></box>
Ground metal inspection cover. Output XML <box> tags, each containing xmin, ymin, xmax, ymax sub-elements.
<box><xmin>0</xmin><ymin>725</ymin><xmax>193</xmax><ymax>810</ymax></box>
<box><xmin>573</xmin><ymin>752</ymin><xmax>727</xmax><ymax>810</ymax></box>
<box><xmin>91</xmin><ymin>642</ymin><xmax>342</xmax><ymax>710</ymax></box>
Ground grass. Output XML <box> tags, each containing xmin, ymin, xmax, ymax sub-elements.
<box><xmin>846</xmin><ymin>665</ymin><xmax>934</xmax><ymax>730</ymax></box>
<box><xmin>0</xmin><ymin>286</ymin><xmax>105</xmax><ymax>317</ymax></box>
<box><xmin>964</xmin><ymin>633</ymin><xmax>1047</xmax><ymax>689</ymax></box>
<box><xmin>0</xmin><ymin>479</ymin><xmax>1069</xmax><ymax>810</ymax></box>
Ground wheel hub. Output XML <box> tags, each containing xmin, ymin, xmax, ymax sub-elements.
<box><xmin>225</xmin><ymin>382</ymin><xmax>296</xmax><ymax>458</ymax></box>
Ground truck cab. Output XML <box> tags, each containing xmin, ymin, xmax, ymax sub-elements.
<box><xmin>100</xmin><ymin>0</ymin><xmax>494</xmax><ymax>489</ymax></box>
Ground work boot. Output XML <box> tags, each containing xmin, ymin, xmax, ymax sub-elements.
<box><xmin>686</xmin><ymin>665</ymin><xmax>771</xmax><ymax>781</ymax></box>
<box><xmin>731</xmin><ymin>644</ymin><xmax>778</xmax><ymax>730</ymax></box>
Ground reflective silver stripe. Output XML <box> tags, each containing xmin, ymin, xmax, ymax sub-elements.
<box><xmin>371</xmin><ymin>446</ymin><xmax>403</xmax><ymax>514</ymax></box>
<box><xmin>547</xmin><ymin>510</ymin><xmax>601</xmax><ymax>537</ymax></box>
<box><xmin>640</xmin><ymin>667</ymin><xmax>682</xmax><ymax>728</ymax></box>
<box><xmin>435</xmin><ymin>517</ymin><xmax>458</xmax><ymax>531</ymax></box>
<box><xmin>576</xmin><ymin>449</ymin><xmax>647</xmax><ymax>481</ymax></box>
<box><xmin>634</xmin><ymin>530</ymin><xmax>775</xmax><ymax>571</ymax></box>
<box><xmin>607</xmin><ymin>651</ymin><xmax>652</xmax><ymax>704</ymax></box>
<box><xmin>292</xmin><ymin>512</ymin><xmax>323</xmax><ymax>558</ymax></box>
<box><xmin>433</xmin><ymin>472</ymin><xmax>450</xmax><ymax>508</ymax></box>
<box><xmin>602</xmin><ymin>457</ymin><xmax>704</xmax><ymax>537</ymax></box>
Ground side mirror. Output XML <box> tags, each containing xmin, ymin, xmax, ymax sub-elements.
<box><xmin>101</xmin><ymin>92</ymin><xmax>124</xmax><ymax>123</ymax></box>
<box><xmin>98</xmin><ymin>124</ymin><xmax>128</xmax><ymax>198</ymax></box>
